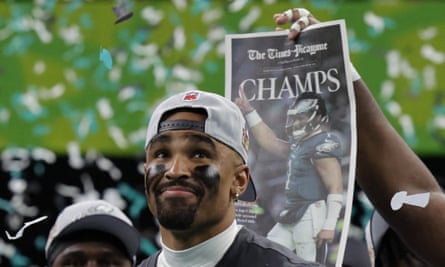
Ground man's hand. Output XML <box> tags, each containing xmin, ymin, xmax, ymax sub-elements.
<box><xmin>273</xmin><ymin>8</ymin><xmax>320</xmax><ymax>40</ymax></box>
<box><xmin>235</xmin><ymin>87</ymin><xmax>254</xmax><ymax>114</ymax></box>
<box><xmin>316</xmin><ymin>229</ymin><xmax>335</xmax><ymax>247</ymax></box>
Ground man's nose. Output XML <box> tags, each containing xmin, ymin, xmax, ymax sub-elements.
<box><xmin>293</xmin><ymin>120</ymin><xmax>301</xmax><ymax>128</ymax></box>
<box><xmin>165</xmin><ymin>155</ymin><xmax>191</xmax><ymax>180</ymax></box>
<box><xmin>85</xmin><ymin>261</ymin><xmax>98</xmax><ymax>267</ymax></box>
<box><xmin>85</xmin><ymin>260</ymin><xmax>112</xmax><ymax>267</ymax></box>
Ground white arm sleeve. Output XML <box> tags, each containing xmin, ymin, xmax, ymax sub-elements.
<box><xmin>245</xmin><ymin>110</ymin><xmax>262</xmax><ymax>128</ymax></box>
<box><xmin>322</xmin><ymin>193</ymin><xmax>344</xmax><ymax>230</ymax></box>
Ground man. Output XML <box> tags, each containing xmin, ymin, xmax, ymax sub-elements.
<box><xmin>236</xmin><ymin>91</ymin><xmax>344</xmax><ymax>263</ymax></box>
<box><xmin>139</xmin><ymin>90</ymin><xmax>324</xmax><ymax>266</ymax></box>
<box><xmin>273</xmin><ymin>7</ymin><xmax>445</xmax><ymax>266</ymax></box>
<box><xmin>45</xmin><ymin>199</ymin><xmax>141</xmax><ymax>267</ymax></box>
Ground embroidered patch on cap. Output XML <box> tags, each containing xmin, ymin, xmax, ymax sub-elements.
<box><xmin>183</xmin><ymin>91</ymin><xmax>200</xmax><ymax>101</ymax></box>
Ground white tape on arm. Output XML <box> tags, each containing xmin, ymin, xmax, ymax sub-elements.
<box><xmin>294</xmin><ymin>8</ymin><xmax>311</xmax><ymax>17</ymax></box>
<box><xmin>283</xmin><ymin>9</ymin><xmax>293</xmax><ymax>23</ymax></box>
<box><xmin>323</xmin><ymin>194</ymin><xmax>343</xmax><ymax>230</ymax></box>
<box><xmin>391</xmin><ymin>191</ymin><xmax>431</xmax><ymax>211</ymax></box>
<box><xmin>245</xmin><ymin>110</ymin><xmax>262</xmax><ymax>128</ymax></box>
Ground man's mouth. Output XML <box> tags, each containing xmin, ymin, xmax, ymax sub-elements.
<box><xmin>156</xmin><ymin>182</ymin><xmax>204</xmax><ymax>198</ymax></box>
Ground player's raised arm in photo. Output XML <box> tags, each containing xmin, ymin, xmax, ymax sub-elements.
<box><xmin>235</xmin><ymin>87</ymin><xmax>290</xmax><ymax>157</ymax></box>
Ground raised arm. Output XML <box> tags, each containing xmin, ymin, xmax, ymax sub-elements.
<box><xmin>274</xmin><ymin>7</ymin><xmax>445</xmax><ymax>266</ymax></box>
<box><xmin>354</xmin><ymin>79</ymin><xmax>445</xmax><ymax>266</ymax></box>
<box><xmin>235</xmin><ymin>87</ymin><xmax>290</xmax><ymax>157</ymax></box>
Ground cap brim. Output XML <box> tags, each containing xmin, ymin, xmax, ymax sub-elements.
<box><xmin>56</xmin><ymin>214</ymin><xmax>140</xmax><ymax>257</ymax></box>
<box><xmin>238</xmin><ymin>176</ymin><xmax>256</xmax><ymax>202</ymax></box>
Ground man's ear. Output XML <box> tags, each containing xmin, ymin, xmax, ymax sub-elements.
<box><xmin>231</xmin><ymin>164</ymin><xmax>250</xmax><ymax>196</ymax></box>
<box><xmin>143</xmin><ymin>163</ymin><xmax>148</xmax><ymax>174</ymax></box>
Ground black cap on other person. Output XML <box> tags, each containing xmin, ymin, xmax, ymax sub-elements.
<box><xmin>45</xmin><ymin>200</ymin><xmax>140</xmax><ymax>266</ymax></box>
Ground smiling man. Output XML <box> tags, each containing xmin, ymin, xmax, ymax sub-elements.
<box><xmin>138</xmin><ymin>90</ymin><xmax>323</xmax><ymax>267</ymax></box>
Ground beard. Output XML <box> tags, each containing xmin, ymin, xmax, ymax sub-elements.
<box><xmin>155</xmin><ymin>196</ymin><xmax>199</xmax><ymax>230</ymax></box>
<box><xmin>146</xmin><ymin>164</ymin><xmax>220</xmax><ymax>230</ymax></box>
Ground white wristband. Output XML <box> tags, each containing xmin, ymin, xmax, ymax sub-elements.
<box><xmin>245</xmin><ymin>110</ymin><xmax>262</xmax><ymax>127</ymax></box>
<box><xmin>350</xmin><ymin>62</ymin><xmax>361</xmax><ymax>82</ymax></box>
<box><xmin>322</xmin><ymin>194</ymin><xmax>343</xmax><ymax>230</ymax></box>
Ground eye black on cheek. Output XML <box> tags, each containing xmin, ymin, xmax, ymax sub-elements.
<box><xmin>193</xmin><ymin>165</ymin><xmax>220</xmax><ymax>189</ymax></box>
<box><xmin>145</xmin><ymin>164</ymin><xmax>166</xmax><ymax>189</ymax></box>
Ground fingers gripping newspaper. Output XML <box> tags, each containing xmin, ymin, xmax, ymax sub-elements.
<box><xmin>225</xmin><ymin>20</ymin><xmax>356</xmax><ymax>267</ymax></box>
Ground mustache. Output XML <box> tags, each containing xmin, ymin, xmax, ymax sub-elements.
<box><xmin>145</xmin><ymin>164</ymin><xmax>206</xmax><ymax>196</ymax></box>
<box><xmin>155</xmin><ymin>179</ymin><xmax>205</xmax><ymax>196</ymax></box>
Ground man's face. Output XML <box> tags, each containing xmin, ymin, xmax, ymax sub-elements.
<box><xmin>51</xmin><ymin>241</ymin><xmax>132</xmax><ymax>267</ymax></box>
<box><xmin>291</xmin><ymin>113</ymin><xmax>310</xmax><ymax>130</ymax></box>
<box><xmin>144</xmin><ymin>111</ymin><xmax>244</xmax><ymax>232</ymax></box>
<box><xmin>286</xmin><ymin>112</ymin><xmax>311</xmax><ymax>139</ymax></box>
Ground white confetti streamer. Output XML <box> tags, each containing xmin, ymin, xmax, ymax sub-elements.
<box><xmin>5</xmin><ymin>216</ymin><xmax>48</xmax><ymax>240</ymax></box>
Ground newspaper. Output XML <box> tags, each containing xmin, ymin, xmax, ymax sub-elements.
<box><xmin>225</xmin><ymin>20</ymin><xmax>356</xmax><ymax>267</ymax></box>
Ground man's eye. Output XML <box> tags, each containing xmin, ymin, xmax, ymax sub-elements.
<box><xmin>98</xmin><ymin>258</ymin><xmax>127</xmax><ymax>267</ymax></box>
<box><xmin>192</xmin><ymin>150</ymin><xmax>210</xmax><ymax>159</ymax></box>
<box><xmin>154</xmin><ymin>150</ymin><xmax>169</xmax><ymax>159</ymax></box>
<box><xmin>61</xmin><ymin>260</ymin><xmax>85</xmax><ymax>267</ymax></box>
<box><xmin>96</xmin><ymin>259</ymin><xmax>113</xmax><ymax>267</ymax></box>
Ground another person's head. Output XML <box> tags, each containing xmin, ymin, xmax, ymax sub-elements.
<box><xmin>45</xmin><ymin>199</ymin><xmax>140</xmax><ymax>267</ymax></box>
<box><xmin>285</xmin><ymin>92</ymin><xmax>328</xmax><ymax>141</ymax></box>
<box><xmin>143</xmin><ymin>90</ymin><xmax>256</xmax><ymax>232</ymax></box>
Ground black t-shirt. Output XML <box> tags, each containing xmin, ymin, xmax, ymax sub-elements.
<box><xmin>137</xmin><ymin>227</ymin><xmax>324</xmax><ymax>267</ymax></box>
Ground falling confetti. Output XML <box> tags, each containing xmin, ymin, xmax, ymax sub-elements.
<box><xmin>99</xmin><ymin>47</ymin><xmax>113</xmax><ymax>70</ymax></box>
<box><xmin>112</xmin><ymin>1</ymin><xmax>134</xmax><ymax>24</ymax></box>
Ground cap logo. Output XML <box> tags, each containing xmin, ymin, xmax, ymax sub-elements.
<box><xmin>69</xmin><ymin>204</ymin><xmax>114</xmax><ymax>223</ymax></box>
<box><xmin>183</xmin><ymin>91</ymin><xmax>200</xmax><ymax>101</ymax></box>
<box><xmin>92</xmin><ymin>204</ymin><xmax>114</xmax><ymax>214</ymax></box>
